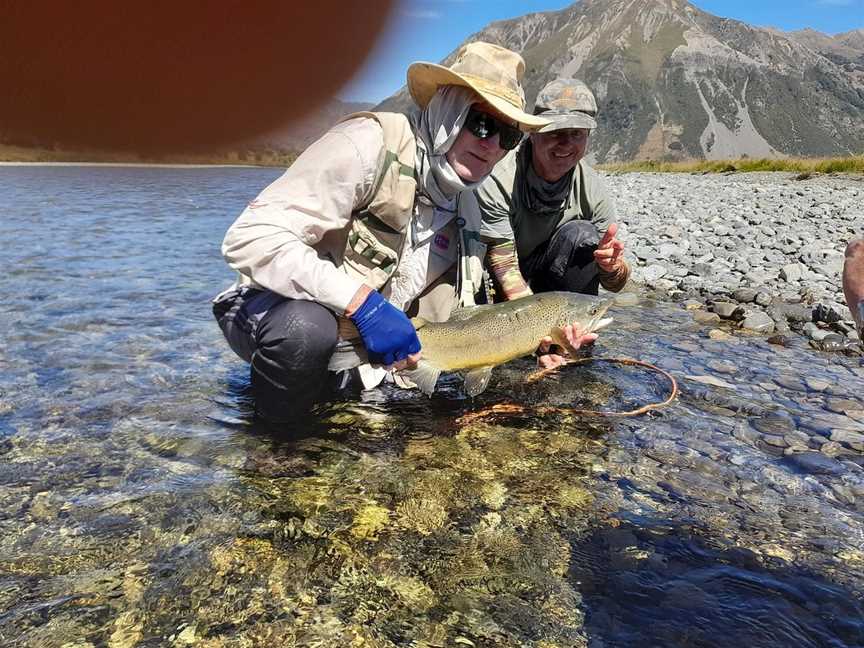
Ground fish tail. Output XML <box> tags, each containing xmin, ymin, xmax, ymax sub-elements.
<box><xmin>327</xmin><ymin>340</ymin><xmax>367</xmax><ymax>372</ymax></box>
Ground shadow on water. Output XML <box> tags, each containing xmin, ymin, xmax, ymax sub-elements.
<box><xmin>571</xmin><ymin>520</ymin><xmax>864</xmax><ymax>648</ymax></box>
<box><xmin>209</xmin><ymin>365</ymin><xmax>468</xmax><ymax>448</ymax></box>
<box><xmin>211</xmin><ymin>356</ymin><xmax>644</xmax><ymax>456</ymax></box>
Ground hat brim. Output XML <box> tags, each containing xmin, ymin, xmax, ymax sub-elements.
<box><xmin>407</xmin><ymin>62</ymin><xmax>549</xmax><ymax>131</ymax></box>
<box><xmin>535</xmin><ymin>111</ymin><xmax>597</xmax><ymax>132</ymax></box>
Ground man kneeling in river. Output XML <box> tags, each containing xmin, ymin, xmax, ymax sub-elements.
<box><xmin>464</xmin><ymin>79</ymin><xmax>631</xmax><ymax>368</ymax></box>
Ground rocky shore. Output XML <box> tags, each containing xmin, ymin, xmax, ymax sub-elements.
<box><xmin>612</xmin><ymin>171</ymin><xmax>863</xmax><ymax>350</ymax></box>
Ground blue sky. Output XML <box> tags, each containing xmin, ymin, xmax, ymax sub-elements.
<box><xmin>339</xmin><ymin>0</ymin><xmax>864</xmax><ymax>103</ymax></box>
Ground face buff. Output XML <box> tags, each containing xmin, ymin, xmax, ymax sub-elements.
<box><xmin>412</xmin><ymin>85</ymin><xmax>486</xmax><ymax>211</ymax></box>
<box><xmin>516</xmin><ymin>138</ymin><xmax>574</xmax><ymax>215</ymax></box>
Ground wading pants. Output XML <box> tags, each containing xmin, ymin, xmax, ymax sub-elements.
<box><xmin>520</xmin><ymin>220</ymin><xmax>601</xmax><ymax>295</ymax></box>
<box><xmin>213</xmin><ymin>287</ymin><xmax>343</xmax><ymax>420</ymax></box>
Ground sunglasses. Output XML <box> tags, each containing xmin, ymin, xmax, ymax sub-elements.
<box><xmin>463</xmin><ymin>107</ymin><xmax>524</xmax><ymax>151</ymax></box>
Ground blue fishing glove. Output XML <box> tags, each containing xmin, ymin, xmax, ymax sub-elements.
<box><xmin>349</xmin><ymin>290</ymin><xmax>421</xmax><ymax>366</ymax></box>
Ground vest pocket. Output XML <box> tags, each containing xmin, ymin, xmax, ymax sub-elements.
<box><xmin>368</xmin><ymin>171</ymin><xmax>416</xmax><ymax>228</ymax></box>
<box><xmin>343</xmin><ymin>216</ymin><xmax>403</xmax><ymax>289</ymax></box>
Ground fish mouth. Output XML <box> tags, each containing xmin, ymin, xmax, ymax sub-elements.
<box><xmin>592</xmin><ymin>315</ymin><xmax>614</xmax><ymax>332</ymax></box>
<box><xmin>587</xmin><ymin>297</ymin><xmax>615</xmax><ymax>333</ymax></box>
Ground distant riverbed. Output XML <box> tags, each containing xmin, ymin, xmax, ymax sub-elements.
<box><xmin>0</xmin><ymin>166</ymin><xmax>861</xmax><ymax>647</ymax></box>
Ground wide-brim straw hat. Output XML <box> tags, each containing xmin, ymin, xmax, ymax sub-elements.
<box><xmin>407</xmin><ymin>41</ymin><xmax>549</xmax><ymax>131</ymax></box>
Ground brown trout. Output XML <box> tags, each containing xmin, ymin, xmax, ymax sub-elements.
<box><xmin>401</xmin><ymin>291</ymin><xmax>614</xmax><ymax>397</ymax></box>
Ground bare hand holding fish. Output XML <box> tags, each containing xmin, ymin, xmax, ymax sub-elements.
<box><xmin>536</xmin><ymin>323</ymin><xmax>598</xmax><ymax>370</ymax></box>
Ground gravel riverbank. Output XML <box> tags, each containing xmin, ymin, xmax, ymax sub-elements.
<box><xmin>612</xmin><ymin>171</ymin><xmax>863</xmax><ymax>349</ymax></box>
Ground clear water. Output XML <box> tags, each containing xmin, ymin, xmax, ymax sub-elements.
<box><xmin>0</xmin><ymin>166</ymin><xmax>862</xmax><ymax>647</ymax></box>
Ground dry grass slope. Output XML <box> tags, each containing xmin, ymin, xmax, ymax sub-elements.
<box><xmin>599</xmin><ymin>155</ymin><xmax>864</xmax><ymax>175</ymax></box>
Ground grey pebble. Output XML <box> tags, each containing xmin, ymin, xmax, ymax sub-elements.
<box><xmin>762</xmin><ymin>434</ymin><xmax>790</xmax><ymax>448</ymax></box>
<box><xmin>740</xmin><ymin>311</ymin><xmax>775</xmax><ymax>334</ymax></box>
<box><xmin>805</xmin><ymin>378</ymin><xmax>830</xmax><ymax>392</ymax></box>
<box><xmin>693</xmin><ymin>311</ymin><xmax>722</xmax><ymax>325</ymax></box>
<box><xmin>712</xmin><ymin>302</ymin><xmax>744</xmax><ymax>319</ymax></box>
<box><xmin>825</xmin><ymin>398</ymin><xmax>862</xmax><ymax>415</ymax></box>
<box><xmin>754</xmin><ymin>292</ymin><xmax>773</xmax><ymax>307</ymax></box>
<box><xmin>733</xmin><ymin>288</ymin><xmax>758</xmax><ymax>303</ymax></box>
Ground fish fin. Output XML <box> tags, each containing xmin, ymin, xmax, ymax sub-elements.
<box><xmin>462</xmin><ymin>366</ymin><xmax>494</xmax><ymax>398</ymax></box>
<box><xmin>550</xmin><ymin>328</ymin><xmax>579</xmax><ymax>356</ymax></box>
<box><xmin>398</xmin><ymin>360</ymin><xmax>441</xmax><ymax>396</ymax></box>
<box><xmin>445</xmin><ymin>303</ymin><xmax>497</xmax><ymax>322</ymax></box>
<box><xmin>410</xmin><ymin>316</ymin><xmax>429</xmax><ymax>330</ymax></box>
<box><xmin>328</xmin><ymin>340</ymin><xmax>368</xmax><ymax>371</ymax></box>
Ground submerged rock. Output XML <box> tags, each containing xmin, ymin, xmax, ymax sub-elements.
<box><xmin>785</xmin><ymin>452</ymin><xmax>846</xmax><ymax>476</ymax></box>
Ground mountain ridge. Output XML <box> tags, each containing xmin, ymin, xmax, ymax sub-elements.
<box><xmin>376</xmin><ymin>0</ymin><xmax>864</xmax><ymax>163</ymax></box>
<box><xmin>3</xmin><ymin>1</ymin><xmax>861</xmax><ymax>164</ymax></box>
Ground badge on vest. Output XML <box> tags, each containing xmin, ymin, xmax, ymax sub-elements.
<box><xmin>432</xmin><ymin>232</ymin><xmax>451</xmax><ymax>256</ymax></box>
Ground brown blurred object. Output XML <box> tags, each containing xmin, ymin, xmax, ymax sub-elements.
<box><xmin>0</xmin><ymin>1</ymin><xmax>396</xmax><ymax>153</ymax></box>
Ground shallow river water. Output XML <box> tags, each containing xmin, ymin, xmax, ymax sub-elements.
<box><xmin>0</xmin><ymin>167</ymin><xmax>862</xmax><ymax>647</ymax></box>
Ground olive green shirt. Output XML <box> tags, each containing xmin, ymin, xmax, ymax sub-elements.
<box><xmin>475</xmin><ymin>146</ymin><xmax>616</xmax><ymax>259</ymax></box>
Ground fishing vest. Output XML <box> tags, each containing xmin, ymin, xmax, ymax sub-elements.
<box><xmin>338</xmin><ymin>111</ymin><xmax>417</xmax><ymax>290</ymax></box>
<box><xmin>338</xmin><ymin>111</ymin><xmax>485</xmax><ymax>308</ymax></box>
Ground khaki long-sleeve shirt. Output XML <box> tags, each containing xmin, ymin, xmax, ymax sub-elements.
<box><xmin>221</xmin><ymin>118</ymin><xmax>381</xmax><ymax>313</ymax></box>
<box><xmin>219</xmin><ymin>116</ymin><xmax>466</xmax><ymax>316</ymax></box>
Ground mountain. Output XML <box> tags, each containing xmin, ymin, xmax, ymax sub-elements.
<box><xmin>376</xmin><ymin>0</ymin><xmax>864</xmax><ymax>163</ymax></box>
<box><xmin>0</xmin><ymin>98</ymin><xmax>374</xmax><ymax>165</ymax></box>
<box><xmin>786</xmin><ymin>28</ymin><xmax>864</xmax><ymax>86</ymax></box>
